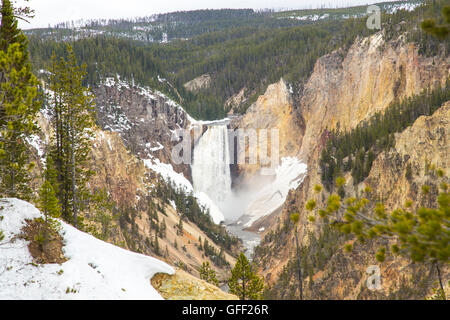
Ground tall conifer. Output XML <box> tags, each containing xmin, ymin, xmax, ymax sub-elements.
<box><xmin>0</xmin><ymin>0</ymin><xmax>40</xmax><ymax>199</ymax></box>
<box><xmin>47</xmin><ymin>46</ymin><xmax>95</xmax><ymax>227</ymax></box>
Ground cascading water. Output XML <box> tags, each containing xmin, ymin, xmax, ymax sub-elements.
<box><xmin>191</xmin><ymin>124</ymin><xmax>232</xmax><ymax>212</ymax></box>
<box><xmin>191</xmin><ymin>122</ymin><xmax>306</xmax><ymax>258</ymax></box>
<box><xmin>191</xmin><ymin>123</ymin><xmax>260</xmax><ymax>257</ymax></box>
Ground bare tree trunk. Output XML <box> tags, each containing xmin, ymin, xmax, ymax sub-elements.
<box><xmin>71</xmin><ymin>118</ymin><xmax>77</xmax><ymax>228</ymax></box>
<box><xmin>434</xmin><ymin>261</ymin><xmax>446</xmax><ymax>300</ymax></box>
<box><xmin>71</xmin><ymin>142</ymin><xmax>77</xmax><ymax>227</ymax></box>
<box><xmin>242</xmin><ymin>278</ymin><xmax>246</xmax><ymax>301</ymax></box>
<box><xmin>294</xmin><ymin>227</ymin><xmax>304</xmax><ymax>300</ymax></box>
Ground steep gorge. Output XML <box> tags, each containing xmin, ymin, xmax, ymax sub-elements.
<box><xmin>23</xmin><ymin>25</ymin><xmax>450</xmax><ymax>302</ymax></box>
<box><xmin>27</xmin><ymin>78</ymin><xmax>241</xmax><ymax>291</ymax></box>
<box><xmin>240</xmin><ymin>31</ymin><xmax>450</xmax><ymax>299</ymax></box>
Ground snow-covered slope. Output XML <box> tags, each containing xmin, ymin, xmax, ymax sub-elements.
<box><xmin>0</xmin><ymin>198</ymin><xmax>174</xmax><ymax>300</ymax></box>
<box><xmin>240</xmin><ymin>157</ymin><xmax>307</xmax><ymax>227</ymax></box>
<box><xmin>143</xmin><ymin>158</ymin><xmax>225</xmax><ymax>224</ymax></box>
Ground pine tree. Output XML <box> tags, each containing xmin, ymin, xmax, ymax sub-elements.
<box><xmin>0</xmin><ymin>0</ymin><xmax>40</xmax><ymax>200</ymax></box>
<box><xmin>199</xmin><ymin>261</ymin><xmax>219</xmax><ymax>286</ymax></box>
<box><xmin>228</xmin><ymin>253</ymin><xmax>264</xmax><ymax>300</ymax></box>
<box><xmin>47</xmin><ymin>45</ymin><xmax>96</xmax><ymax>227</ymax></box>
<box><xmin>308</xmin><ymin>171</ymin><xmax>449</xmax><ymax>300</ymax></box>
<box><xmin>159</xmin><ymin>218</ymin><xmax>166</xmax><ymax>238</ymax></box>
<box><xmin>421</xmin><ymin>6</ymin><xmax>450</xmax><ymax>39</ymax></box>
<box><xmin>154</xmin><ymin>235</ymin><xmax>160</xmax><ymax>255</ymax></box>
<box><xmin>176</xmin><ymin>218</ymin><xmax>183</xmax><ymax>236</ymax></box>
<box><xmin>37</xmin><ymin>177</ymin><xmax>61</xmax><ymax>244</ymax></box>
<box><xmin>290</xmin><ymin>213</ymin><xmax>303</xmax><ymax>300</ymax></box>
<box><xmin>0</xmin><ymin>0</ymin><xmax>24</xmax><ymax>51</ymax></box>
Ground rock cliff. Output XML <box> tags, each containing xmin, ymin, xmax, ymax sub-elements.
<box><xmin>244</xmin><ymin>32</ymin><xmax>450</xmax><ymax>299</ymax></box>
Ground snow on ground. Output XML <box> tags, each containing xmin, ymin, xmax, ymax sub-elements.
<box><xmin>26</xmin><ymin>134</ymin><xmax>45</xmax><ymax>162</ymax></box>
<box><xmin>240</xmin><ymin>157</ymin><xmax>307</xmax><ymax>227</ymax></box>
<box><xmin>0</xmin><ymin>198</ymin><xmax>174</xmax><ymax>300</ymax></box>
<box><xmin>143</xmin><ymin>158</ymin><xmax>225</xmax><ymax>224</ymax></box>
<box><xmin>169</xmin><ymin>200</ymin><xmax>177</xmax><ymax>211</ymax></box>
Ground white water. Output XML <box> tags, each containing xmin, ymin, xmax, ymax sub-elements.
<box><xmin>192</xmin><ymin>124</ymin><xmax>232</xmax><ymax>211</ymax></box>
<box><xmin>191</xmin><ymin>123</ymin><xmax>308</xmax><ymax>256</ymax></box>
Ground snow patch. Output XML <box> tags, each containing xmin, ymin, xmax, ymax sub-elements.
<box><xmin>143</xmin><ymin>158</ymin><xmax>225</xmax><ymax>224</ymax></box>
<box><xmin>26</xmin><ymin>135</ymin><xmax>45</xmax><ymax>161</ymax></box>
<box><xmin>0</xmin><ymin>198</ymin><xmax>174</xmax><ymax>300</ymax></box>
<box><xmin>242</xmin><ymin>157</ymin><xmax>307</xmax><ymax>227</ymax></box>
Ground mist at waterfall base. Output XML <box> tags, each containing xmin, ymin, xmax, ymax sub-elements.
<box><xmin>191</xmin><ymin>124</ymin><xmax>273</xmax><ymax>223</ymax></box>
<box><xmin>191</xmin><ymin>123</ymin><xmax>307</xmax><ymax>256</ymax></box>
<box><xmin>221</xmin><ymin>174</ymin><xmax>276</xmax><ymax>223</ymax></box>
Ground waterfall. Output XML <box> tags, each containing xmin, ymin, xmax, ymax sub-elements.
<box><xmin>192</xmin><ymin>124</ymin><xmax>232</xmax><ymax>212</ymax></box>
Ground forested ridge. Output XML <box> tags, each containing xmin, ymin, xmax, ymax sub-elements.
<box><xmin>27</xmin><ymin>0</ymin><xmax>448</xmax><ymax>120</ymax></box>
<box><xmin>320</xmin><ymin>80</ymin><xmax>450</xmax><ymax>191</ymax></box>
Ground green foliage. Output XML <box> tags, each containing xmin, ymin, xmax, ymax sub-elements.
<box><xmin>46</xmin><ymin>45</ymin><xmax>96</xmax><ymax>226</ymax></box>
<box><xmin>228</xmin><ymin>253</ymin><xmax>264</xmax><ymax>300</ymax></box>
<box><xmin>313</xmin><ymin>185</ymin><xmax>323</xmax><ymax>193</ymax></box>
<box><xmin>153</xmin><ymin>235</ymin><xmax>160</xmax><ymax>256</ymax></box>
<box><xmin>259</xmin><ymin>224</ymin><xmax>347</xmax><ymax>299</ymax></box>
<box><xmin>199</xmin><ymin>261</ymin><xmax>219</xmax><ymax>287</ymax></box>
<box><xmin>159</xmin><ymin>218</ymin><xmax>167</xmax><ymax>239</ymax></box>
<box><xmin>344</xmin><ymin>243</ymin><xmax>353</xmax><ymax>253</ymax></box>
<box><xmin>154</xmin><ymin>178</ymin><xmax>239</xmax><ymax>253</ymax></box>
<box><xmin>427</xmin><ymin>285</ymin><xmax>447</xmax><ymax>300</ymax></box>
<box><xmin>290</xmin><ymin>213</ymin><xmax>300</xmax><ymax>224</ymax></box>
<box><xmin>0</xmin><ymin>215</ymin><xmax>3</xmax><ymax>242</ymax></box>
<box><xmin>38</xmin><ymin>180</ymin><xmax>61</xmax><ymax>221</ymax></box>
<box><xmin>202</xmin><ymin>238</ymin><xmax>229</xmax><ymax>268</ymax></box>
<box><xmin>88</xmin><ymin>189</ymin><xmax>117</xmax><ymax>240</ymax></box>
<box><xmin>421</xmin><ymin>5</ymin><xmax>450</xmax><ymax>39</ymax></box>
<box><xmin>37</xmin><ymin>156</ymin><xmax>62</xmax><ymax>243</ymax></box>
<box><xmin>176</xmin><ymin>218</ymin><xmax>183</xmax><ymax>236</ymax></box>
<box><xmin>310</xmin><ymin>174</ymin><xmax>450</xmax><ymax>266</ymax></box>
<box><xmin>0</xmin><ymin>0</ymin><xmax>25</xmax><ymax>51</ymax></box>
<box><xmin>320</xmin><ymin>81</ymin><xmax>450</xmax><ymax>190</ymax></box>
<box><xmin>0</xmin><ymin>0</ymin><xmax>40</xmax><ymax>200</ymax></box>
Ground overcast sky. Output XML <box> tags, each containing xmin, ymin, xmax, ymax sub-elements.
<box><xmin>18</xmin><ymin>0</ymin><xmax>390</xmax><ymax>29</ymax></box>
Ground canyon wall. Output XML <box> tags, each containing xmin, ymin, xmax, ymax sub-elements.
<box><xmin>244</xmin><ymin>31</ymin><xmax>449</xmax><ymax>299</ymax></box>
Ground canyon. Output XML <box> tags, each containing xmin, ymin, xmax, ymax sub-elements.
<box><xmin>8</xmin><ymin>5</ymin><xmax>449</xmax><ymax>300</ymax></box>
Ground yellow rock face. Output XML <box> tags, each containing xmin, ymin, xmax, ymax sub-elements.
<box><xmin>235</xmin><ymin>78</ymin><xmax>304</xmax><ymax>183</ymax></box>
<box><xmin>151</xmin><ymin>269</ymin><xmax>238</xmax><ymax>300</ymax></box>
<box><xmin>299</xmin><ymin>32</ymin><xmax>450</xmax><ymax>160</ymax></box>
<box><xmin>247</xmin><ymin>32</ymin><xmax>450</xmax><ymax>298</ymax></box>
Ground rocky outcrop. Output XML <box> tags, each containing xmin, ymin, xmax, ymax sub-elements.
<box><xmin>151</xmin><ymin>269</ymin><xmax>238</xmax><ymax>300</ymax></box>
<box><xmin>231</xmin><ymin>79</ymin><xmax>305</xmax><ymax>187</ymax></box>
<box><xmin>184</xmin><ymin>74</ymin><xmax>211</xmax><ymax>92</ymax></box>
<box><xmin>225</xmin><ymin>88</ymin><xmax>247</xmax><ymax>115</ymax></box>
<box><xmin>299</xmin><ymin>32</ymin><xmax>449</xmax><ymax>161</ymax></box>
<box><xmin>247</xmin><ymin>31</ymin><xmax>450</xmax><ymax>299</ymax></box>
<box><xmin>95</xmin><ymin>79</ymin><xmax>192</xmax><ymax>180</ymax></box>
<box><xmin>365</xmin><ymin>101</ymin><xmax>449</xmax><ymax>210</ymax></box>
